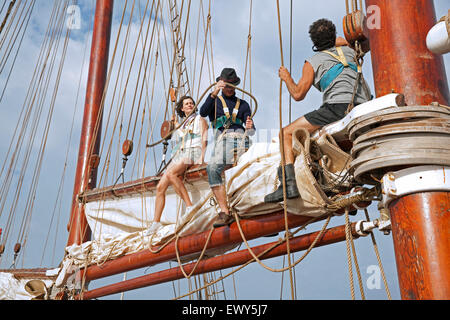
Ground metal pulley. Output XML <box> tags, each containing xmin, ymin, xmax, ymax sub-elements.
<box><xmin>348</xmin><ymin>105</ymin><xmax>450</xmax><ymax>184</ymax></box>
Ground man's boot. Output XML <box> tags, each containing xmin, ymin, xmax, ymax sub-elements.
<box><xmin>264</xmin><ymin>164</ymin><xmax>300</xmax><ymax>203</ymax></box>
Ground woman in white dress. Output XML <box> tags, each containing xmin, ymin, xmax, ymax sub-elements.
<box><xmin>149</xmin><ymin>96</ymin><xmax>208</xmax><ymax>232</ymax></box>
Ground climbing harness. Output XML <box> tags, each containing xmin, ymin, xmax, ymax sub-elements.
<box><xmin>320</xmin><ymin>46</ymin><xmax>360</xmax><ymax>91</ymax></box>
<box><xmin>213</xmin><ymin>96</ymin><xmax>242</xmax><ymax>130</ymax></box>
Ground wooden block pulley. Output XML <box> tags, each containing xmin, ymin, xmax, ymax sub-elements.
<box><xmin>122</xmin><ymin>140</ymin><xmax>134</xmax><ymax>157</ymax></box>
<box><xmin>160</xmin><ymin>120</ymin><xmax>175</xmax><ymax>140</ymax></box>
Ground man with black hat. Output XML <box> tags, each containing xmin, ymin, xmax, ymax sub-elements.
<box><xmin>200</xmin><ymin>67</ymin><xmax>255</xmax><ymax>228</ymax></box>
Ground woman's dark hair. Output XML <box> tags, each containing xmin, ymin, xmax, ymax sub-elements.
<box><xmin>309</xmin><ymin>19</ymin><xmax>336</xmax><ymax>52</ymax></box>
<box><xmin>175</xmin><ymin>95</ymin><xmax>196</xmax><ymax>118</ymax></box>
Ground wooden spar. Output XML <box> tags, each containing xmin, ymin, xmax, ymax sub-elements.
<box><xmin>80</xmin><ymin>212</ymin><xmax>327</xmax><ymax>282</ymax></box>
<box><xmin>67</xmin><ymin>0</ymin><xmax>113</xmax><ymax>247</ymax></box>
<box><xmin>77</xmin><ymin>222</ymin><xmax>360</xmax><ymax>300</ymax></box>
<box><xmin>79</xmin><ymin>165</ymin><xmax>210</xmax><ymax>203</ymax></box>
<box><xmin>365</xmin><ymin>0</ymin><xmax>450</xmax><ymax>299</ymax></box>
<box><xmin>0</xmin><ymin>268</ymin><xmax>56</xmax><ymax>280</ymax></box>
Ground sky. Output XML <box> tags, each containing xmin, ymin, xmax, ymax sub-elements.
<box><xmin>0</xmin><ymin>0</ymin><xmax>449</xmax><ymax>301</ymax></box>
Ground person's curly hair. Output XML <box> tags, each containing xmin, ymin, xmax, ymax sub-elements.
<box><xmin>175</xmin><ymin>95</ymin><xmax>196</xmax><ymax>118</ymax></box>
<box><xmin>309</xmin><ymin>19</ymin><xmax>336</xmax><ymax>52</ymax></box>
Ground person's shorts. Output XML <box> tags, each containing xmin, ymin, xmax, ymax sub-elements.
<box><xmin>304</xmin><ymin>103</ymin><xmax>349</xmax><ymax>126</ymax></box>
<box><xmin>206</xmin><ymin>132</ymin><xmax>250</xmax><ymax>187</ymax></box>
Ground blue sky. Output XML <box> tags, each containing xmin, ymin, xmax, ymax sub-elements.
<box><xmin>0</xmin><ymin>0</ymin><xmax>449</xmax><ymax>300</ymax></box>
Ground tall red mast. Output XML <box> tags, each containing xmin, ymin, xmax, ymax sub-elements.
<box><xmin>365</xmin><ymin>0</ymin><xmax>450</xmax><ymax>299</ymax></box>
<box><xmin>67</xmin><ymin>0</ymin><xmax>113</xmax><ymax>246</ymax></box>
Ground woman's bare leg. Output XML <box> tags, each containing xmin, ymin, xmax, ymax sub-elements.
<box><xmin>165</xmin><ymin>160</ymin><xmax>193</xmax><ymax>206</ymax></box>
<box><xmin>154</xmin><ymin>175</ymin><xmax>170</xmax><ymax>223</ymax></box>
<box><xmin>154</xmin><ymin>160</ymin><xmax>193</xmax><ymax>223</ymax></box>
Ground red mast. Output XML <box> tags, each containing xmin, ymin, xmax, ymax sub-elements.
<box><xmin>67</xmin><ymin>0</ymin><xmax>113</xmax><ymax>246</ymax></box>
<box><xmin>365</xmin><ymin>0</ymin><xmax>450</xmax><ymax>299</ymax></box>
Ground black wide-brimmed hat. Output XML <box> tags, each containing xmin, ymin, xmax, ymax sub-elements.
<box><xmin>216</xmin><ymin>68</ymin><xmax>241</xmax><ymax>86</ymax></box>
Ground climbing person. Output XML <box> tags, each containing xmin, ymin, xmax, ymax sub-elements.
<box><xmin>200</xmin><ymin>68</ymin><xmax>255</xmax><ymax>228</ymax></box>
<box><xmin>148</xmin><ymin>96</ymin><xmax>208</xmax><ymax>234</ymax></box>
<box><xmin>264</xmin><ymin>18</ymin><xmax>371</xmax><ymax>203</ymax></box>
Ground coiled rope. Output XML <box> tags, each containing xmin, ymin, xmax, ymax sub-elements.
<box><xmin>146</xmin><ymin>81</ymin><xmax>258</xmax><ymax>149</ymax></box>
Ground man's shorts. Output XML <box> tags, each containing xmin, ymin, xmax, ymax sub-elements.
<box><xmin>304</xmin><ymin>103</ymin><xmax>349</xmax><ymax>126</ymax></box>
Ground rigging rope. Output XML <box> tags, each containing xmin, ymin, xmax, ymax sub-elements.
<box><xmin>275</xmin><ymin>0</ymin><xmax>295</xmax><ymax>300</ymax></box>
<box><xmin>364</xmin><ymin>208</ymin><xmax>392</xmax><ymax>300</ymax></box>
<box><xmin>344</xmin><ymin>207</ymin><xmax>365</xmax><ymax>300</ymax></box>
<box><xmin>241</xmin><ymin>0</ymin><xmax>253</xmax><ymax>104</ymax></box>
<box><xmin>41</xmin><ymin>0</ymin><xmax>95</xmax><ymax>266</ymax></box>
<box><xmin>0</xmin><ymin>0</ymin><xmax>73</xmax><ymax>267</ymax></box>
<box><xmin>344</xmin><ymin>208</ymin><xmax>356</xmax><ymax>299</ymax></box>
<box><xmin>0</xmin><ymin>0</ymin><xmax>16</xmax><ymax>36</ymax></box>
<box><xmin>173</xmin><ymin>214</ymin><xmax>332</xmax><ymax>300</ymax></box>
<box><xmin>0</xmin><ymin>0</ymin><xmax>36</xmax><ymax>103</ymax></box>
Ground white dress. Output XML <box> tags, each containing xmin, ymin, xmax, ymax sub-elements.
<box><xmin>171</xmin><ymin>114</ymin><xmax>203</xmax><ymax>165</ymax></box>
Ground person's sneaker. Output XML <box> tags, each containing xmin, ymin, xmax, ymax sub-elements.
<box><xmin>144</xmin><ymin>221</ymin><xmax>162</xmax><ymax>236</ymax></box>
<box><xmin>213</xmin><ymin>212</ymin><xmax>234</xmax><ymax>228</ymax></box>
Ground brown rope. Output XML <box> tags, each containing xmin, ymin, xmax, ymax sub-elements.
<box><xmin>174</xmin><ymin>214</ymin><xmax>332</xmax><ymax>300</ymax></box>
<box><xmin>0</xmin><ymin>0</ymin><xmax>15</xmax><ymax>36</ymax></box>
<box><xmin>364</xmin><ymin>208</ymin><xmax>392</xmax><ymax>300</ymax></box>
<box><xmin>275</xmin><ymin>0</ymin><xmax>295</xmax><ymax>300</ymax></box>
<box><xmin>344</xmin><ymin>208</ymin><xmax>356</xmax><ymax>300</ymax></box>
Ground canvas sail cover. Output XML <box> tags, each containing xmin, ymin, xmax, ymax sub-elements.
<box><xmin>56</xmin><ymin>126</ymin><xmax>354</xmax><ymax>287</ymax></box>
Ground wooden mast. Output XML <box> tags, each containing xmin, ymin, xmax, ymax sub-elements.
<box><xmin>67</xmin><ymin>0</ymin><xmax>113</xmax><ymax>246</ymax></box>
<box><xmin>365</xmin><ymin>0</ymin><xmax>450</xmax><ymax>299</ymax></box>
